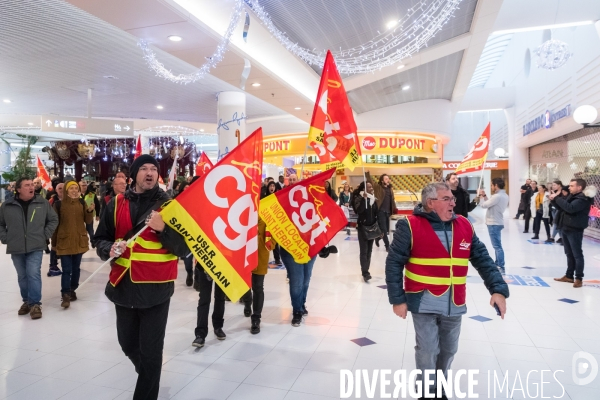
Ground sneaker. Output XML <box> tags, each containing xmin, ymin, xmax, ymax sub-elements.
<box><xmin>18</xmin><ymin>302</ymin><xmax>31</xmax><ymax>316</ymax></box>
<box><xmin>301</xmin><ymin>307</ymin><xmax>308</xmax><ymax>316</ymax></box>
<box><xmin>556</xmin><ymin>238</ymin><xmax>563</xmax><ymax>244</ymax></box>
<box><xmin>244</xmin><ymin>305</ymin><xmax>252</xmax><ymax>317</ymax></box>
<box><xmin>70</xmin><ymin>291</ymin><xmax>77</xmax><ymax>301</ymax></box>
<box><xmin>523</xmin><ymin>230</ymin><xmax>528</xmax><ymax>233</ymax></box>
<box><xmin>61</xmin><ymin>293</ymin><xmax>71</xmax><ymax>309</ymax></box>
<box><xmin>276</xmin><ymin>261</ymin><xmax>283</xmax><ymax>266</ymax></box>
<box><xmin>545</xmin><ymin>238</ymin><xmax>555</xmax><ymax>243</ymax></box>
<box><xmin>573</xmin><ymin>279</ymin><xmax>583</xmax><ymax>288</ymax></box>
<box><xmin>214</xmin><ymin>328</ymin><xmax>226</xmax><ymax>340</ymax></box>
<box><xmin>192</xmin><ymin>336</ymin><xmax>205</xmax><ymax>348</ymax></box>
<box><xmin>554</xmin><ymin>276</ymin><xmax>574</xmax><ymax>283</ymax></box>
<box><xmin>291</xmin><ymin>312</ymin><xmax>302</xmax><ymax>327</ymax></box>
<box><xmin>363</xmin><ymin>273</ymin><xmax>372</xmax><ymax>282</ymax></box>
<box><xmin>346</xmin><ymin>228</ymin><xmax>351</xmax><ymax>235</ymax></box>
<box><xmin>250</xmin><ymin>320</ymin><xmax>260</xmax><ymax>334</ymax></box>
<box><xmin>30</xmin><ymin>304</ymin><xmax>42</xmax><ymax>320</ymax></box>
<box><xmin>47</xmin><ymin>266</ymin><xmax>62</xmax><ymax>277</ymax></box>
<box><xmin>186</xmin><ymin>272</ymin><xmax>193</xmax><ymax>287</ymax></box>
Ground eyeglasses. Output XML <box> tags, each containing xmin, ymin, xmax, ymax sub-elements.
<box><xmin>431</xmin><ymin>196</ymin><xmax>457</xmax><ymax>203</ymax></box>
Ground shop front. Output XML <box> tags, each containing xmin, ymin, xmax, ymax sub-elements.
<box><xmin>262</xmin><ymin>132</ymin><xmax>444</xmax><ymax>214</ymax></box>
<box><xmin>442</xmin><ymin>160</ymin><xmax>510</xmax><ymax>204</ymax></box>
<box><xmin>528</xmin><ymin>127</ymin><xmax>600</xmax><ymax>239</ymax></box>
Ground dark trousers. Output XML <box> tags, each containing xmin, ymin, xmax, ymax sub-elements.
<box><xmin>86</xmin><ymin>222</ymin><xmax>95</xmax><ymax>245</ymax></box>
<box><xmin>273</xmin><ymin>244</ymin><xmax>281</xmax><ymax>263</ymax></box>
<box><xmin>562</xmin><ymin>229</ymin><xmax>585</xmax><ymax>280</ymax></box>
<box><xmin>242</xmin><ymin>274</ymin><xmax>265</xmax><ymax>322</ymax></box>
<box><xmin>532</xmin><ymin>214</ymin><xmax>550</xmax><ymax>238</ymax></box>
<box><xmin>115</xmin><ymin>299</ymin><xmax>170</xmax><ymax>400</ymax></box>
<box><xmin>60</xmin><ymin>253</ymin><xmax>83</xmax><ymax>294</ymax></box>
<box><xmin>183</xmin><ymin>256</ymin><xmax>193</xmax><ymax>275</ymax></box>
<box><xmin>357</xmin><ymin>226</ymin><xmax>374</xmax><ymax>276</ymax></box>
<box><xmin>377</xmin><ymin>210</ymin><xmax>391</xmax><ymax>248</ymax></box>
<box><xmin>515</xmin><ymin>209</ymin><xmax>525</xmax><ymax>219</ymax></box>
<box><xmin>50</xmin><ymin>249</ymin><xmax>58</xmax><ymax>268</ymax></box>
<box><xmin>195</xmin><ymin>275</ymin><xmax>225</xmax><ymax>338</ymax></box>
<box><xmin>524</xmin><ymin>208</ymin><xmax>532</xmax><ymax>232</ymax></box>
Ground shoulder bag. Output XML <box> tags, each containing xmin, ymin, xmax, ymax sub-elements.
<box><xmin>361</xmin><ymin>198</ymin><xmax>383</xmax><ymax>240</ymax></box>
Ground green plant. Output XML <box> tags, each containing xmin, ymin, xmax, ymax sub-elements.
<box><xmin>1</xmin><ymin>134</ymin><xmax>39</xmax><ymax>184</ymax></box>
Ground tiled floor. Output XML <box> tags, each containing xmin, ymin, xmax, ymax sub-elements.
<box><xmin>1</xmin><ymin>208</ymin><xmax>600</xmax><ymax>399</ymax></box>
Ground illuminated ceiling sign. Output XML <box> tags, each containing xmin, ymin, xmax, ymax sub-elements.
<box><xmin>522</xmin><ymin>104</ymin><xmax>571</xmax><ymax>136</ymax></box>
<box><xmin>41</xmin><ymin>115</ymin><xmax>133</xmax><ymax>135</ymax></box>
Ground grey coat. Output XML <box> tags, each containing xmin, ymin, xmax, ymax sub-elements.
<box><xmin>0</xmin><ymin>194</ymin><xmax>58</xmax><ymax>254</ymax></box>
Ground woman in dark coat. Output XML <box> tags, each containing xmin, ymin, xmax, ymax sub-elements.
<box><xmin>352</xmin><ymin>181</ymin><xmax>379</xmax><ymax>282</ymax></box>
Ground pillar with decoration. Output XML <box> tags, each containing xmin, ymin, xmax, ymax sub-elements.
<box><xmin>217</xmin><ymin>91</ymin><xmax>246</xmax><ymax>160</ymax></box>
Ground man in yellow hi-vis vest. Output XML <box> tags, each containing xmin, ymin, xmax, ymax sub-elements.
<box><xmin>386</xmin><ymin>182</ymin><xmax>509</xmax><ymax>398</ymax></box>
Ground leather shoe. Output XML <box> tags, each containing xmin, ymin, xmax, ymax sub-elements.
<box><xmin>573</xmin><ymin>279</ymin><xmax>583</xmax><ymax>288</ymax></box>
<box><xmin>192</xmin><ymin>336</ymin><xmax>205</xmax><ymax>348</ymax></box>
<box><xmin>214</xmin><ymin>328</ymin><xmax>226</xmax><ymax>340</ymax></box>
<box><xmin>554</xmin><ymin>276</ymin><xmax>574</xmax><ymax>283</ymax></box>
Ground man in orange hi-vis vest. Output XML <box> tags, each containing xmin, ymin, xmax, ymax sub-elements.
<box><xmin>385</xmin><ymin>182</ymin><xmax>509</xmax><ymax>398</ymax></box>
<box><xmin>94</xmin><ymin>155</ymin><xmax>189</xmax><ymax>400</ymax></box>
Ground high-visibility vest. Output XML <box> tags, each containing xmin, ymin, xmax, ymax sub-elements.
<box><xmin>404</xmin><ymin>214</ymin><xmax>473</xmax><ymax>306</ymax></box>
<box><xmin>108</xmin><ymin>194</ymin><xmax>178</xmax><ymax>286</ymax></box>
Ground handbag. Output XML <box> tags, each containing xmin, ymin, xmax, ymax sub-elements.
<box><xmin>360</xmin><ymin>198</ymin><xmax>383</xmax><ymax>240</ymax></box>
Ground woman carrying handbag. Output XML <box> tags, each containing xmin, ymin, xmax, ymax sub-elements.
<box><xmin>352</xmin><ymin>181</ymin><xmax>382</xmax><ymax>282</ymax></box>
<box><xmin>531</xmin><ymin>184</ymin><xmax>551</xmax><ymax>240</ymax></box>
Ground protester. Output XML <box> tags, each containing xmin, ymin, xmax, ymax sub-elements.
<box><xmin>83</xmin><ymin>182</ymin><xmax>101</xmax><ymax>247</ymax></box>
<box><xmin>548</xmin><ymin>180</ymin><xmax>563</xmax><ymax>243</ymax></box>
<box><xmin>479</xmin><ymin>178</ymin><xmax>510</xmax><ymax>273</ymax></box>
<box><xmin>48</xmin><ymin>182</ymin><xmax>64</xmax><ymax>277</ymax></box>
<box><xmin>386</xmin><ymin>182</ymin><xmax>509</xmax><ymax>396</ymax></box>
<box><xmin>446</xmin><ymin>173</ymin><xmax>477</xmax><ymax>218</ymax></box>
<box><xmin>324</xmin><ymin>180</ymin><xmax>338</xmax><ymax>202</ymax></box>
<box><xmin>366</xmin><ymin>172</ymin><xmax>397</xmax><ymax>252</ymax></box>
<box><xmin>192</xmin><ymin>269</ymin><xmax>227</xmax><ymax>347</ymax></box>
<box><xmin>94</xmin><ymin>155</ymin><xmax>188</xmax><ymax>400</ymax></box>
<box><xmin>288</xmin><ymin>174</ymin><xmax>299</xmax><ymax>185</ymax></box>
<box><xmin>5</xmin><ymin>181</ymin><xmax>15</xmax><ymax>201</ymax></box>
<box><xmin>551</xmin><ymin>178</ymin><xmax>596</xmax><ymax>288</ymax></box>
<box><xmin>53</xmin><ymin>181</ymin><xmax>91</xmax><ymax>308</ymax></box>
<box><xmin>523</xmin><ymin>180</ymin><xmax>538</xmax><ymax>233</ymax></box>
<box><xmin>352</xmin><ymin>181</ymin><xmax>379</xmax><ymax>282</ymax></box>
<box><xmin>33</xmin><ymin>177</ymin><xmax>47</xmax><ymax>199</ymax></box>
<box><xmin>339</xmin><ymin>182</ymin><xmax>352</xmax><ymax>235</ymax></box>
<box><xmin>515</xmin><ymin>178</ymin><xmax>532</xmax><ymax>219</ymax></box>
<box><xmin>242</xmin><ymin>218</ymin><xmax>272</xmax><ymax>334</ymax></box>
<box><xmin>530</xmin><ymin>184</ymin><xmax>551</xmax><ymax>241</ymax></box>
<box><xmin>0</xmin><ymin>178</ymin><xmax>58</xmax><ymax>319</ymax></box>
<box><xmin>276</xmin><ymin>175</ymin><xmax>285</xmax><ymax>191</ymax></box>
<box><xmin>175</xmin><ymin>178</ymin><xmax>196</xmax><ymax>288</ymax></box>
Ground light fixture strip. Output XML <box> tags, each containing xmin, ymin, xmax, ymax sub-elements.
<box><xmin>492</xmin><ymin>20</ymin><xmax>593</xmax><ymax>36</ymax></box>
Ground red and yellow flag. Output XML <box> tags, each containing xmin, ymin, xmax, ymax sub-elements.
<box><xmin>134</xmin><ymin>134</ymin><xmax>142</xmax><ymax>159</ymax></box>
<box><xmin>259</xmin><ymin>168</ymin><xmax>347</xmax><ymax>263</ymax></box>
<box><xmin>35</xmin><ymin>155</ymin><xmax>52</xmax><ymax>190</ymax></box>
<box><xmin>160</xmin><ymin>128</ymin><xmax>263</xmax><ymax>302</ymax></box>
<box><xmin>308</xmin><ymin>50</ymin><xmax>362</xmax><ymax>171</ymax></box>
<box><xmin>195</xmin><ymin>152</ymin><xmax>213</xmax><ymax>178</ymax></box>
<box><xmin>455</xmin><ymin>123</ymin><xmax>491</xmax><ymax>175</ymax></box>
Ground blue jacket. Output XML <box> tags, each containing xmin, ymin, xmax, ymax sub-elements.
<box><xmin>385</xmin><ymin>205</ymin><xmax>509</xmax><ymax>315</ymax></box>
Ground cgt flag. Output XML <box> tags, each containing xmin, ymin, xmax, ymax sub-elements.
<box><xmin>195</xmin><ymin>152</ymin><xmax>213</xmax><ymax>178</ymax></box>
<box><xmin>134</xmin><ymin>134</ymin><xmax>142</xmax><ymax>159</ymax></box>
<box><xmin>455</xmin><ymin>122</ymin><xmax>491</xmax><ymax>175</ymax></box>
<box><xmin>160</xmin><ymin>128</ymin><xmax>263</xmax><ymax>302</ymax></box>
<box><xmin>308</xmin><ymin>50</ymin><xmax>362</xmax><ymax>171</ymax></box>
<box><xmin>36</xmin><ymin>155</ymin><xmax>52</xmax><ymax>190</ymax></box>
<box><xmin>259</xmin><ymin>168</ymin><xmax>347</xmax><ymax>263</ymax></box>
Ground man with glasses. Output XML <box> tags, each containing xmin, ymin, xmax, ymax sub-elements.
<box><xmin>386</xmin><ymin>182</ymin><xmax>508</xmax><ymax>398</ymax></box>
<box><xmin>478</xmin><ymin>178</ymin><xmax>509</xmax><ymax>273</ymax></box>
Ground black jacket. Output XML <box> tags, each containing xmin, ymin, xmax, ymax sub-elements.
<box><xmin>352</xmin><ymin>193</ymin><xmax>378</xmax><ymax>226</ymax></box>
<box><xmin>552</xmin><ymin>191</ymin><xmax>593</xmax><ymax>231</ymax></box>
<box><xmin>385</xmin><ymin>205</ymin><xmax>509</xmax><ymax>310</ymax></box>
<box><xmin>94</xmin><ymin>186</ymin><xmax>189</xmax><ymax>308</ymax></box>
<box><xmin>451</xmin><ymin>186</ymin><xmax>477</xmax><ymax>218</ymax></box>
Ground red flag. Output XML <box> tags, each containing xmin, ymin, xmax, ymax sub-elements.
<box><xmin>455</xmin><ymin>123</ymin><xmax>491</xmax><ymax>175</ymax></box>
<box><xmin>195</xmin><ymin>152</ymin><xmax>213</xmax><ymax>178</ymax></box>
<box><xmin>36</xmin><ymin>155</ymin><xmax>52</xmax><ymax>190</ymax></box>
<box><xmin>160</xmin><ymin>128</ymin><xmax>263</xmax><ymax>301</ymax></box>
<box><xmin>158</xmin><ymin>175</ymin><xmax>165</xmax><ymax>185</ymax></box>
<box><xmin>308</xmin><ymin>50</ymin><xmax>362</xmax><ymax>171</ymax></box>
<box><xmin>134</xmin><ymin>134</ymin><xmax>142</xmax><ymax>159</ymax></box>
<box><xmin>259</xmin><ymin>168</ymin><xmax>347</xmax><ymax>263</ymax></box>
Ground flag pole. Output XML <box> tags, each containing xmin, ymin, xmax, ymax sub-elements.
<box><xmin>76</xmin><ymin>225</ymin><xmax>149</xmax><ymax>291</ymax></box>
<box><xmin>300</xmin><ymin>135</ymin><xmax>310</xmax><ymax>179</ymax></box>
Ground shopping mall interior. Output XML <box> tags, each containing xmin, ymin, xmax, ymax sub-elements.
<box><xmin>1</xmin><ymin>0</ymin><xmax>600</xmax><ymax>399</ymax></box>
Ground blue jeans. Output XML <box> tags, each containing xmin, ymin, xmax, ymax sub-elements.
<box><xmin>413</xmin><ymin>313</ymin><xmax>462</xmax><ymax>396</ymax></box>
<box><xmin>487</xmin><ymin>225</ymin><xmax>504</xmax><ymax>268</ymax></box>
<box><xmin>551</xmin><ymin>210</ymin><xmax>561</xmax><ymax>239</ymax></box>
<box><xmin>280</xmin><ymin>248</ymin><xmax>316</xmax><ymax>313</ymax></box>
<box><xmin>12</xmin><ymin>251</ymin><xmax>43</xmax><ymax>305</ymax></box>
<box><xmin>61</xmin><ymin>253</ymin><xmax>84</xmax><ymax>293</ymax></box>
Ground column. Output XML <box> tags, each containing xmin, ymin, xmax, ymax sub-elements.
<box><xmin>217</xmin><ymin>91</ymin><xmax>246</xmax><ymax>160</ymax></box>
<box><xmin>264</xmin><ymin>164</ymin><xmax>279</xmax><ymax>180</ymax></box>
<box><xmin>0</xmin><ymin>141</ymin><xmax>9</xmax><ymax>201</ymax></box>
<box><xmin>505</xmin><ymin>107</ymin><xmax>529</xmax><ymax>217</ymax></box>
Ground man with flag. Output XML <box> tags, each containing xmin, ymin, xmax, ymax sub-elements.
<box><xmin>94</xmin><ymin>155</ymin><xmax>189</xmax><ymax>400</ymax></box>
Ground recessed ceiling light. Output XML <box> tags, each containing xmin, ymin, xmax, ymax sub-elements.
<box><xmin>27</xmin><ymin>122</ymin><xmax>33</xmax><ymax>126</ymax></box>
<box><xmin>402</xmin><ymin>85</ymin><xmax>410</xmax><ymax>91</ymax></box>
<box><xmin>294</xmin><ymin>107</ymin><xmax>301</xmax><ymax>110</ymax></box>
<box><xmin>397</xmin><ymin>64</ymin><xmax>406</xmax><ymax>70</ymax></box>
<box><xmin>156</xmin><ymin>105</ymin><xmax>164</xmax><ymax>110</ymax></box>
<box><xmin>251</xmin><ymin>83</ymin><xmax>261</xmax><ymax>87</ymax></box>
<box><xmin>3</xmin><ymin>99</ymin><xmax>11</xmax><ymax>103</ymax></box>
<box><xmin>168</xmin><ymin>35</ymin><xmax>182</xmax><ymax>42</ymax></box>
<box><xmin>200</xmin><ymin>129</ymin><xmax>205</xmax><ymax>132</ymax></box>
<box><xmin>386</xmin><ymin>20</ymin><xmax>398</xmax><ymax>29</ymax></box>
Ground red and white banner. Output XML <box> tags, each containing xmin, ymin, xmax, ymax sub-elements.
<box><xmin>36</xmin><ymin>155</ymin><xmax>52</xmax><ymax>190</ymax></box>
<box><xmin>455</xmin><ymin>123</ymin><xmax>491</xmax><ymax>175</ymax></box>
<box><xmin>259</xmin><ymin>168</ymin><xmax>347</xmax><ymax>263</ymax></box>
<box><xmin>134</xmin><ymin>134</ymin><xmax>142</xmax><ymax>159</ymax></box>
<box><xmin>195</xmin><ymin>152</ymin><xmax>213</xmax><ymax>178</ymax></box>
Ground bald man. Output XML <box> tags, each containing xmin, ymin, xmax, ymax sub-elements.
<box><xmin>288</xmin><ymin>174</ymin><xmax>298</xmax><ymax>185</ymax></box>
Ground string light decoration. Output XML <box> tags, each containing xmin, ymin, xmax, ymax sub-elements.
<box><xmin>535</xmin><ymin>39</ymin><xmax>572</xmax><ymax>70</ymax></box>
<box><xmin>138</xmin><ymin>0</ymin><xmax>245</xmax><ymax>84</ymax></box>
<box><xmin>245</xmin><ymin>0</ymin><xmax>463</xmax><ymax>74</ymax></box>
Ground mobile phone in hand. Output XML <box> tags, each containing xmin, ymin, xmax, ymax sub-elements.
<box><xmin>493</xmin><ymin>303</ymin><xmax>501</xmax><ymax>316</ymax></box>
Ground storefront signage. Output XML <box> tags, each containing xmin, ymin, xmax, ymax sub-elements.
<box><xmin>41</xmin><ymin>115</ymin><xmax>133</xmax><ymax>135</ymax></box>
<box><xmin>529</xmin><ymin>141</ymin><xmax>568</xmax><ymax>164</ymax></box>
<box><xmin>264</xmin><ymin>140</ymin><xmax>291</xmax><ymax>153</ymax></box>
<box><xmin>361</xmin><ymin>136</ymin><xmax>427</xmax><ymax>151</ymax></box>
<box><xmin>443</xmin><ymin>160</ymin><xmax>508</xmax><ymax>170</ymax></box>
<box><xmin>522</xmin><ymin>104</ymin><xmax>571</xmax><ymax>136</ymax></box>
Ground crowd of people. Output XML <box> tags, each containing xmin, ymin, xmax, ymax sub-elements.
<box><xmin>0</xmin><ymin>165</ymin><xmax>595</xmax><ymax>400</ymax></box>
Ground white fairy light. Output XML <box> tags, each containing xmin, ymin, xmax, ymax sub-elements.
<box><xmin>535</xmin><ymin>39</ymin><xmax>572</xmax><ymax>70</ymax></box>
<box><xmin>138</xmin><ymin>0</ymin><xmax>245</xmax><ymax>84</ymax></box>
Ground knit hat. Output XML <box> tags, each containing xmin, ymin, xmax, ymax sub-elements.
<box><xmin>130</xmin><ymin>155</ymin><xmax>159</xmax><ymax>186</ymax></box>
<box><xmin>64</xmin><ymin>180</ymin><xmax>79</xmax><ymax>193</ymax></box>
